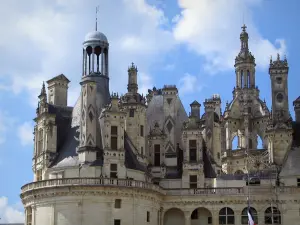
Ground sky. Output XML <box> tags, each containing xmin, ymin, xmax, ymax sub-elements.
<box><xmin>0</xmin><ymin>0</ymin><xmax>299</xmax><ymax>222</ymax></box>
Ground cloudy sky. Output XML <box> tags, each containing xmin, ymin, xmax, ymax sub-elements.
<box><xmin>0</xmin><ymin>0</ymin><xmax>299</xmax><ymax>222</ymax></box>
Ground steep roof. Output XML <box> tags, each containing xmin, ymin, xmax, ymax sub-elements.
<box><xmin>46</xmin><ymin>74</ymin><xmax>70</xmax><ymax>84</ymax></box>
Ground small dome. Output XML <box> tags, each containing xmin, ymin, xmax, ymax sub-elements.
<box><xmin>84</xmin><ymin>31</ymin><xmax>108</xmax><ymax>43</ymax></box>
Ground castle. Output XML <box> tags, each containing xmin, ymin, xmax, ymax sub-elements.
<box><xmin>20</xmin><ymin>23</ymin><xmax>300</xmax><ymax>225</ymax></box>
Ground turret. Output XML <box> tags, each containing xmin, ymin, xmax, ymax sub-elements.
<box><xmin>265</xmin><ymin>54</ymin><xmax>293</xmax><ymax>165</ymax></box>
<box><xmin>269</xmin><ymin>54</ymin><xmax>290</xmax><ymax>123</ymax></box>
<box><xmin>127</xmin><ymin>63</ymin><xmax>138</xmax><ymax>94</ymax></box>
<box><xmin>234</xmin><ymin>25</ymin><xmax>257</xmax><ymax>96</ymax></box>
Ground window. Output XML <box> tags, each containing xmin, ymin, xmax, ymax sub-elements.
<box><xmin>37</xmin><ymin>129</ymin><xmax>43</xmax><ymax>155</ymax></box>
<box><xmin>247</xmin><ymin>70</ymin><xmax>250</xmax><ymax>88</ymax></box>
<box><xmin>140</xmin><ymin>125</ymin><xmax>144</xmax><ymax>137</ymax></box>
<box><xmin>276</xmin><ymin>93</ymin><xmax>284</xmax><ymax>103</ymax></box>
<box><xmin>36</xmin><ymin>169</ymin><xmax>42</xmax><ymax>181</ymax></box>
<box><xmin>115</xmin><ymin>199</ymin><xmax>121</xmax><ymax>208</ymax></box>
<box><xmin>208</xmin><ymin>216</ymin><xmax>212</xmax><ymax>224</ymax></box>
<box><xmin>141</xmin><ymin>146</ymin><xmax>144</xmax><ymax>155</ymax></box>
<box><xmin>241</xmin><ymin>207</ymin><xmax>257</xmax><ymax>224</ymax></box>
<box><xmin>241</xmin><ymin>70</ymin><xmax>244</xmax><ymax>87</ymax></box>
<box><xmin>297</xmin><ymin>178</ymin><xmax>300</xmax><ymax>187</ymax></box>
<box><xmin>191</xmin><ymin>209</ymin><xmax>198</xmax><ymax>220</ymax></box>
<box><xmin>276</xmin><ymin>77</ymin><xmax>282</xmax><ymax>84</ymax></box>
<box><xmin>265</xmin><ymin>207</ymin><xmax>281</xmax><ymax>224</ymax></box>
<box><xmin>110</xmin><ymin>164</ymin><xmax>117</xmax><ymax>178</ymax></box>
<box><xmin>154</xmin><ymin>145</ymin><xmax>160</xmax><ymax>166</ymax></box>
<box><xmin>147</xmin><ymin>211</ymin><xmax>150</xmax><ymax>222</ymax></box>
<box><xmin>129</xmin><ymin>109</ymin><xmax>134</xmax><ymax>117</ymax></box>
<box><xmin>111</xmin><ymin>126</ymin><xmax>118</xmax><ymax>150</ymax></box>
<box><xmin>189</xmin><ymin>140</ymin><xmax>197</xmax><ymax>162</ymax></box>
<box><xmin>219</xmin><ymin>207</ymin><xmax>235</xmax><ymax>224</ymax></box>
<box><xmin>114</xmin><ymin>219</ymin><xmax>121</xmax><ymax>225</ymax></box>
<box><xmin>189</xmin><ymin>175</ymin><xmax>197</xmax><ymax>189</ymax></box>
<box><xmin>26</xmin><ymin>207</ymin><xmax>32</xmax><ymax>225</ymax></box>
<box><xmin>217</xmin><ymin>152</ymin><xmax>220</xmax><ymax>159</ymax></box>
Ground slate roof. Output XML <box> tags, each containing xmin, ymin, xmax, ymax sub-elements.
<box><xmin>46</xmin><ymin>74</ymin><xmax>70</xmax><ymax>84</ymax></box>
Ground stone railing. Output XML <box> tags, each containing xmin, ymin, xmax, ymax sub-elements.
<box><xmin>166</xmin><ymin>186</ymin><xmax>300</xmax><ymax>196</ymax></box>
<box><xmin>166</xmin><ymin>187</ymin><xmax>244</xmax><ymax>196</ymax></box>
<box><xmin>21</xmin><ymin>178</ymin><xmax>165</xmax><ymax>194</ymax></box>
<box><xmin>21</xmin><ymin>178</ymin><xmax>300</xmax><ymax>196</ymax></box>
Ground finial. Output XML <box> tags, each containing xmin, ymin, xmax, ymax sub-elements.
<box><xmin>284</xmin><ymin>54</ymin><xmax>287</xmax><ymax>61</ymax></box>
<box><xmin>41</xmin><ymin>81</ymin><xmax>46</xmax><ymax>94</ymax></box>
<box><xmin>270</xmin><ymin>55</ymin><xmax>272</xmax><ymax>64</ymax></box>
<box><xmin>277</xmin><ymin>53</ymin><xmax>280</xmax><ymax>61</ymax></box>
<box><xmin>241</xmin><ymin>24</ymin><xmax>247</xmax><ymax>32</ymax></box>
<box><xmin>95</xmin><ymin>6</ymin><xmax>99</xmax><ymax>31</ymax></box>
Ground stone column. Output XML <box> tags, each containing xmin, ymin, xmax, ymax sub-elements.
<box><xmin>212</xmin><ymin>210</ymin><xmax>219</xmax><ymax>225</ymax></box>
<box><xmin>184</xmin><ymin>211</ymin><xmax>191</xmax><ymax>225</ymax></box>
<box><xmin>92</xmin><ymin>47</ymin><xmax>95</xmax><ymax>73</ymax></box>
<box><xmin>160</xmin><ymin>208</ymin><xmax>164</xmax><ymax>225</ymax></box>
<box><xmin>101</xmin><ymin>48</ymin><xmax>104</xmax><ymax>75</ymax></box>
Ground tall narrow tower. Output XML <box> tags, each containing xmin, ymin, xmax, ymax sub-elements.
<box><xmin>234</xmin><ymin>25</ymin><xmax>257</xmax><ymax>95</ymax></box>
<box><xmin>78</xmin><ymin>16</ymin><xmax>111</xmax><ymax>163</ymax></box>
<box><xmin>266</xmin><ymin>54</ymin><xmax>293</xmax><ymax>165</ymax></box>
<box><xmin>269</xmin><ymin>54</ymin><xmax>290</xmax><ymax>122</ymax></box>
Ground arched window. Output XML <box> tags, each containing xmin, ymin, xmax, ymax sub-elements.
<box><xmin>232</xmin><ymin>136</ymin><xmax>238</xmax><ymax>150</ymax></box>
<box><xmin>241</xmin><ymin>70</ymin><xmax>244</xmax><ymax>87</ymax></box>
<box><xmin>219</xmin><ymin>207</ymin><xmax>235</xmax><ymax>224</ymax></box>
<box><xmin>247</xmin><ymin>70</ymin><xmax>250</xmax><ymax>88</ymax></box>
<box><xmin>241</xmin><ymin>207</ymin><xmax>257</xmax><ymax>224</ymax></box>
<box><xmin>265</xmin><ymin>207</ymin><xmax>281</xmax><ymax>224</ymax></box>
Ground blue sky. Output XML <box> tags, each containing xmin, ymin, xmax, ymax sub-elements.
<box><xmin>0</xmin><ymin>0</ymin><xmax>299</xmax><ymax>222</ymax></box>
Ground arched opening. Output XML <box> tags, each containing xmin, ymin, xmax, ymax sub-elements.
<box><xmin>219</xmin><ymin>207</ymin><xmax>234</xmax><ymax>224</ymax></box>
<box><xmin>191</xmin><ymin>207</ymin><xmax>212</xmax><ymax>225</ymax></box>
<box><xmin>247</xmin><ymin>70</ymin><xmax>250</xmax><ymax>88</ymax></box>
<box><xmin>241</xmin><ymin>207</ymin><xmax>257</xmax><ymax>224</ymax></box>
<box><xmin>164</xmin><ymin>208</ymin><xmax>185</xmax><ymax>225</ymax></box>
<box><xmin>241</xmin><ymin>70</ymin><xmax>244</xmax><ymax>87</ymax></box>
<box><xmin>94</xmin><ymin>46</ymin><xmax>101</xmax><ymax>73</ymax></box>
<box><xmin>234</xmin><ymin>170</ymin><xmax>244</xmax><ymax>175</ymax></box>
<box><xmin>265</xmin><ymin>207</ymin><xmax>281</xmax><ymax>224</ymax></box>
<box><xmin>232</xmin><ymin>136</ymin><xmax>238</xmax><ymax>150</ymax></box>
<box><xmin>257</xmin><ymin>135</ymin><xmax>264</xmax><ymax>149</ymax></box>
<box><xmin>86</xmin><ymin>46</ymin><xmax>93</xmax><ymax>73</ymax></box>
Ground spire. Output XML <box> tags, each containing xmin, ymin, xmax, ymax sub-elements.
<box><xmin>39</xmin><ymin>82</ymin><xmax>46</xmax><ymax>99</ymax></box>
<box><xmin>95</xmin><ymin>6</ymin><xmax>99</xmax><ymax>31</ymax></box>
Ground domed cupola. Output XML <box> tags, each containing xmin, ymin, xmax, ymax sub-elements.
<box><xmin>82</xmin><ymin>8</ymin><xmax>109</xmax><ymax>77</ymax></box>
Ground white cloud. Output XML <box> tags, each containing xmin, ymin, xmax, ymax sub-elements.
<box><xmin>0</xmin><ymin>197</ymin><xmax>24</xmax><ymax>223</ymax></box>
<box><xmin>172</xmin><ymin>0</ymin><xmax>286</xmax><ymax>73</ymax></box>
<box><xmin>0</xmin><ymin>111</ymin><xmax>15</xmax><ymax>145</ymax></box>
<box><xmin>18</xmin><ymin>122</ymin><xmax>34</xmax><ymax>146</ymax></box>
<box><xmin>178</xmin><ymin>73</ymin><xmax>202</xmax><ymax>94</ymax></box>
<box><xmin>138</xmin><ymin>72</ymin><xmax>153</xmax><ymax>95</ymax></box>
<box><xmin>0</xmin><ymin>0</ymin><xmax>175</xmax><ymax>106</ymax></box>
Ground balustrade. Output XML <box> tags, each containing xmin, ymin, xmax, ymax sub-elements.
<box><xmin>21</xmin><ymin>178</ymin><xmax>300</xmax><ymax>196</ymax></box>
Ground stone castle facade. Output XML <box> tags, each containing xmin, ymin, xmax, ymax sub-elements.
<box><xmin>21</xmin><ymin>24</ymin><xmax>300</xmax><ymax>225</ymax></box>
